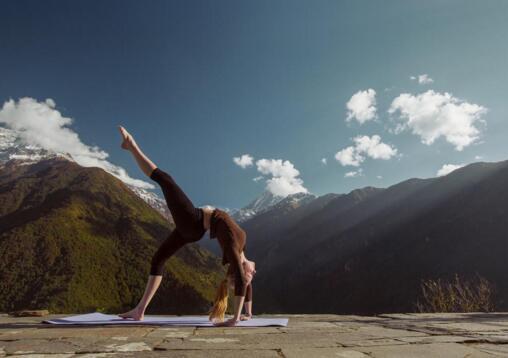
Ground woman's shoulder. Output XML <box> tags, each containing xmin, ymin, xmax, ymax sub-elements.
<box><xmin>210</xmin><ymin>209</ymin><xmax>232</xmax><ymax>235</ymax></box>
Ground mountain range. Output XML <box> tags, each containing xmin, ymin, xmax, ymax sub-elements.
<box><xmin>244</xmin><ymin>161</ymin><xmax>508</xmax><ymax>314</ymax></box>
<box><xmin>3</xmin><ymin>124</ymin><xmax>508</xmax><ymax>315</ymax></box>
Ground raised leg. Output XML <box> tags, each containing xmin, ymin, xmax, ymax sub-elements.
<box><xmin>149</xmin><ymin>168</ymin><xmax>205</xmax><ymax>238</ymax></box>
<box><xmin>118</xmin><ymin>126</ymin><xmax>204</xmax><ymax>238</ymax></box>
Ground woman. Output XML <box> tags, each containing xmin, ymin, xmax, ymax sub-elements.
<box><xmin>116</xmin><ymin>126</ymin><xmax>256</xmax><ymax>327</ymax></box>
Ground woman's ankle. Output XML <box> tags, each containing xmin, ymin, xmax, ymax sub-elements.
<box><xmin>136</xmin><ymin>305</ymin><xmax>146</xmax><ymax>312</ymax></box>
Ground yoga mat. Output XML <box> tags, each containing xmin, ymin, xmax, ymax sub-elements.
<box><xmin>43</xmin><ymin>312</ymin><xmax>288</xmax><ymax>327</ymax></box>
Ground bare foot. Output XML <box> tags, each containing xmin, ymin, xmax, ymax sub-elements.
<box><xmin>118</xmin><ymin>307</ymin><xmax>144</xmax><ymax>321</ymax></box>
<box><xmin>240</xmin><ymin>314</ymin><xmax>252</xmax><ymax>321</ymax></box>
<box><xmin>118</xmin><ymin>126</ymin><xmax>136</xmax><ymax>150</ymax></box>
<box><xmin>213</xmin><ymin>318</ymin><xmax>239</xmax><ymax>327</ymax></box>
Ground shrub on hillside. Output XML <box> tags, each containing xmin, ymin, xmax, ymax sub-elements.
<box><xmin>415</xmin><ymin>274</ymin><xmax>495</xmax><ymax>313</ymax></box>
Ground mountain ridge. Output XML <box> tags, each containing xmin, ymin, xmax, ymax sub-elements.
<box><xmin>0</xmin><ymin>126</ymin><xmax>173</xmax><ymax>221</ymax></box>
<box><xmin>247</xmin><ymin>160</ymin><xmax>508</xmax><ymax>313</ymax></box>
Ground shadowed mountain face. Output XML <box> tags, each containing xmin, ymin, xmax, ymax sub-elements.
<box><xmin>0</xmin><ymin>158</ymin><xmax>224</xmax><ymax>314</ymax></box>
<box><xmin>246</xmin><ymin>161</ymin><xmax>508</xmax><ymax>314</ymax></box>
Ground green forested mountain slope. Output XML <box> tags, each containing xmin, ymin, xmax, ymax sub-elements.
<box><xmin>0</xmin><ymin>158</ymin><xmax>224</xmax><ymax>314</ymax></box>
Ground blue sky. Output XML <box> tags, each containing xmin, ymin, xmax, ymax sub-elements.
<box><xmin>1</xmin><ymin>0</ymin><xmax>507</xmax><ymax>208</ymax></box>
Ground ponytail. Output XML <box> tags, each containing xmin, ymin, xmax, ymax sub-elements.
<box><xmin>209</xmin><ymin>278</ymin><xmax>229</xmax><ymax>323</ymax></box>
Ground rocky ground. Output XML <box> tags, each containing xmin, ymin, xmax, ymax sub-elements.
<box><xmin>1</xmin><ymin>312</ymin><xmax>508</xmax><ymax>357</ymax></box>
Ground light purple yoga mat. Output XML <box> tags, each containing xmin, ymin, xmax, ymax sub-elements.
<box><xmin>43</xmin><ymin>312</ymin><xmax>288</xmax><ymax>327</ymax></box>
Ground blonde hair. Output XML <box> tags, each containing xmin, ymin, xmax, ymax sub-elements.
<box><xmin>208</xmin><ymin>278</ymin><xmax>229</xmax><ymax>323</ymax></box>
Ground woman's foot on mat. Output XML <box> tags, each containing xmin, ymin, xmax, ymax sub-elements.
<box><xmin>118</xmin><ymin>307</ymin><xmax>144</xmax><ymax>321</ymax></box>
<box><xmin>240</xmin><ymin>314</ymin><xmax>252</xmax><ymax>321</ymax></box>
<box><xmin>118</xmin><ymin>126</ymin><xmax>136</xmax><ymax>151</ymax></box>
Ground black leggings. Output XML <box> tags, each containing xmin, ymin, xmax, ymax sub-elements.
<box><xmin>149</xmin><ymin>168</ymin><xmax>206</xmax><ymax>275</ymax></box>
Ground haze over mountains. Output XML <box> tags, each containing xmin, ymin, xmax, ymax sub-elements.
<box><xmin>187</xmin><ymin>154</ymin><xmax>508</xmax><ymax>315</ymax></box>
<box><xmin>243</xmin><ymin>161</ymin><xmax>508</xmax><ymax>314</ymax></box>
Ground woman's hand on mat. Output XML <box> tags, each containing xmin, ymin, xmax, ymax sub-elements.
<box><xmin>214</xmin><ymin>318</ymin><xmax>239</xmax><ymax>327</ymax></box>
<box><xmin>240</xmin><ymin>314</ymin><xmax>252</xmax><ymax>321</ymax></box>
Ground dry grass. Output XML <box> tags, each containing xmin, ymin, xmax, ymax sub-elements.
<box><xmin>415</xmin><ymin>274</ymin><xmax>495</xmax><ymax>313</ymax></box>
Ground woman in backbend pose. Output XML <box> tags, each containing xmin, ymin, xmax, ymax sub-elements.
<box><xmin>116</xmin><ymin>126</ymin><xmax>256</xmax><ymax>327</ymax></box>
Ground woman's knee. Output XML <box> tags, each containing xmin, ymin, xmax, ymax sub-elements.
<box><xmin>150</xmin><ymin>254</ymin><xmax>165</xmax><ymax>276</ymax></box>
<box><xmin>150</xmin><ymin>168</ymin><xmax>174</xmax><ymax>185</ymax></box>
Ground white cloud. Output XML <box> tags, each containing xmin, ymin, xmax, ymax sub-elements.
<box><xmin>346</xmin><ymin>89</ymin><xmax>377</xmax><ymax>124</ymax></box>
<box><xmin>410</xmin><ymin>74</ymin><xmax>434</xmax><ymax>84</ymax></box>
<box><xmin>389</xmin><ymin>90</ymin><xmax>487</xmax><ymax>151</ymax></box>
<box><xmin>345</xmin><ymin>168</ymin><xmax>363</xmax><ymax>178</ymax></box>
<box><xmin>252</xmin><ymin>176</ymin><xmax>263</xmax><ymax>182</ymax></box>
<box><xmin>0</xmin><ymin>97</ymin><xmax>154</xmax><ymax>189</ymax></box>
<box><xmin>335</xmin><ymin>146</ymin><xmax>363</xmax><ymax>167</ymax></box>
<box><xmin>436</xmin><ymin>163</ymin><xmax>465</xmax><ymax>177</ymax></box>
<box><xmin>335</xmin><ymin>135</ymin><xmax>398</xmax><ymax>167</ymax></box>
<box><xmin>353</xmin><ymin>135</ymin><xmax>398</xmax><ymax>160</ymax></box>
<box><xmin>376</xmin><ymin>175</ymin><xmax>383</xmax><ymax>179</ymax></box>
<box><xmin>474</xmin><ymin>155</ymin><xmax>483</xmax><ymax>160</ymax></box>
<box><xmin>321</xmin><ymin>158</ymin><xmax>327</xmax><ymax>165</ymax></box>
<box><xmin>233</xmin><ymin>154</ymin><xmax>254</xmax><ymax>168</ymax></box>
<box><xmin>255</xmin><ymin>158</ymin><xmax>308</xmax><ymax>197</ymax></box>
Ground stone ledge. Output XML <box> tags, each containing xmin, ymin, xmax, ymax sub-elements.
<box><xmin>1</xmin><ymin>313</ymin><xmax>507</xmax><ymax>357</ymax></box>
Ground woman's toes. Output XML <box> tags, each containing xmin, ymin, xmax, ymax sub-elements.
<box><xmin>118</xmin><ymin>309</ymin><xmax>143</xmax><ymax>320</ymax></box>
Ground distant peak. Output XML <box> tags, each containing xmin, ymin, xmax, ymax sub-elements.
<box><xmin>231</xmin><ymin>190</ymin><xmax>316</xmax><ymax>222</ymax></box>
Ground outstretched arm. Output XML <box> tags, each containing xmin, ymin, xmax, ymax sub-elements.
<box><xmin>118</xmin><ymin>126</ymin><xmax>157</xmax><ymax>177</ymax></box>
<box><xmin>228</xmin><ymin>244</ymin><xmax>247</xmax><ymax>323</ymax></box>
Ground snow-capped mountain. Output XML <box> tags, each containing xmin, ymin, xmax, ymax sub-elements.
<box><xmin>0</xmin><ymin>126</ymin><xmax>172</xmax><ymax>220</ymax></box>
<box><xmin>128</xmin><ymin>186</ymin><xmax>172</xmax><ymax>221</ymax></box>
<box><xmin>269</xmin><ymin>191</ymin><xmax>317</xmax><ymax>212</ymax></box>
<box><xmin>230</xmin><ymin>190</ymin><xmax>317</xmax><ymax>222</ymax></box>
<box><xmin>0</xmin><ymin>127</ymin><xmax>73</xmax><ymax>165</ymax></box>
